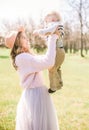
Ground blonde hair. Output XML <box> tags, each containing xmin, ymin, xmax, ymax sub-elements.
<box><xmin>44</xmin><ymin>11</ymin><xmax>61</xmax><ymax>22</ymax></box>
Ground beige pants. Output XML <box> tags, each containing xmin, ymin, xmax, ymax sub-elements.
<box><xmin>49</xmin><ymin>47</ymin><xmax>65</xmax><ymax>91</ymax></box>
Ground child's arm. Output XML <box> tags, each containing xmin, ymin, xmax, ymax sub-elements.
<box><xmin>33</xmin><ymin>28</ymin><xmax>51</xmax><ymax>36</ymax></box>
<box><xmin>33</xmin><ymin>23</ymin><xmax>64</xmax><ymax>37</ymax></box>
<box><xmin>33</xmin><ymin>23</ymin><xmax>60</xmax><ymax>36</ymax></box>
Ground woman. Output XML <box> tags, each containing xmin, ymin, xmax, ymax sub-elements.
<box><xmin>6</xmin><ymin>28</ymin><xmax>60</xmax><ymax>130</ymax></box>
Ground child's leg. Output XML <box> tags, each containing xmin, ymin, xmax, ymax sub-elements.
<box><xmin>56</xmin><ymin>47</ymin><xmax>65</xmax><ymax>87</ymax></box>
<box><xmin>57</xmin><ymin>68</ymin><xmax>63</xmax><ymax>86</ymax></box>
<box><xmin>48</xmin><ymin>68</ymin><xmax>63</xmax><ymax>91</ymax></box>
<box><xmin>48</xmin><ymin>48</ymin><xmax>65</xmax><ymax>93</ymax></box>
<box><xmin>49</xmin><ymin>68</ymin><xmax>60</xmax><ymax>91</ymax></box>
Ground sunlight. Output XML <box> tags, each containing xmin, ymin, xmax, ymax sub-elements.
<box><xmin>0</xmin><ymin>0</ymin><xmax>64</xmax><ymax>23</ymax></box>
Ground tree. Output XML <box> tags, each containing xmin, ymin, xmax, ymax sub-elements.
<box><xmin>64</xmin><ymin>22</ymin><xmax>72</xmax><ymax>53</ymax></box>
<box><xmin>68</xmin><ymin>0</ymin><xmax>89</xmax><ymax>57</ymax></box>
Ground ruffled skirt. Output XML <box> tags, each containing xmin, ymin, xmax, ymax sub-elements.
<box><xmin>15</xmin><ymin>86</ymin><xmax>59</xmax><ymax>130</ymax></box>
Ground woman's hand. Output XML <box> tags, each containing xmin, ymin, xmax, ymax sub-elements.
<box><xmin>54</xmin><ymin>27</ymin><xmax>61</xmax><ymax>37</ymax></box>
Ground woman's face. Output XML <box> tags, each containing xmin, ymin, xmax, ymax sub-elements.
<box><xmin>20</xmin><ymin>32</ymin><xmax>30</xmax><ymax>51</ymax></box>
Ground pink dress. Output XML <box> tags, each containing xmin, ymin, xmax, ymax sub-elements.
<box><xmin>15</xmin><ymin>34</ymin><xmax>60</xmax><ymax>130</ymax></box>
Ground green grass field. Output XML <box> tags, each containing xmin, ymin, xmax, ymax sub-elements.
<box><xmin>0</xmin><ymin>48</ymin><xmax>89</xmax><ymax>130</ymax></box>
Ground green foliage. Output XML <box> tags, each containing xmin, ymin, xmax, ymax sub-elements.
<box><xmin>30</xmin><ymin>35</ymin><xmax>47</xmax><ymax>53</ymax></box>
<box><xmin>0</xmin><ymin>48</ymin><xmax>89</xmax><ymax>130</ymax></box>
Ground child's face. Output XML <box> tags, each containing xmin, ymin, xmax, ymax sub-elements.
<box><xmin>46</xmin><ymin>14</ymin><xmax>58</xmax><ymax>24</ymax></box>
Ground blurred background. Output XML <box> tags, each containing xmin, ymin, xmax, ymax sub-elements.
<box><xmin>0</xmin><ymin>0</ymin><xmax>89</xmax><ymax>56</ymax></box>
<box><xmin>0</xmin><ymin>0</ymin><xmax>89</xmax><ymax>130</ymax></box>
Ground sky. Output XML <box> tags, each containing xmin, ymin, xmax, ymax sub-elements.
<box><xmin>0</xmin><ymin>0</ymin><xmax>71</xmax><ymax>34</ymax></box>
<box><xmin>0</xmin><ymin>0</ymin><xmax>70</xmax><ymax>22</ymax></box>
<box><xmin>0</xmin><ymin>0</ymin><xmax>88</xmax><ymax>35</ymax></box>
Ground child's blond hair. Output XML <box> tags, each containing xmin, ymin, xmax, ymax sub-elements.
<box><xmin>44</xmin><ymin>11</ymin><xmax>61</xmax><ymax>22</ymax></box>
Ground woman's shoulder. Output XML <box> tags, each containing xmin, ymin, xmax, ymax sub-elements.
<box><xmin>15</xmin><ymin>52</ymin><xmax>34</xmax><ymax>63</ymax></box>
<box><xmin>16</xmin><ymin>52</ymin><xmax>32</xmax><ymax>59</ymax></box>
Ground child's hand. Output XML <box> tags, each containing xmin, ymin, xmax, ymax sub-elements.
<box><xmin>33</xmin><ymin>30</ymin><xmax>39</xmax><ymax>36</ymax></box>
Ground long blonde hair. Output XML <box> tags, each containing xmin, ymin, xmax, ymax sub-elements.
<box><xmin>10</xmin><ymin>31</ymin><xmax>29</xmax><ymax>70</ymax></box>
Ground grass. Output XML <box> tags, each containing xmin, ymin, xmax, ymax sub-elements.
<box><xmin>0</xmin><ymin>48</ymin><xmax>89</xmax><ymax>130</ymax></box>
